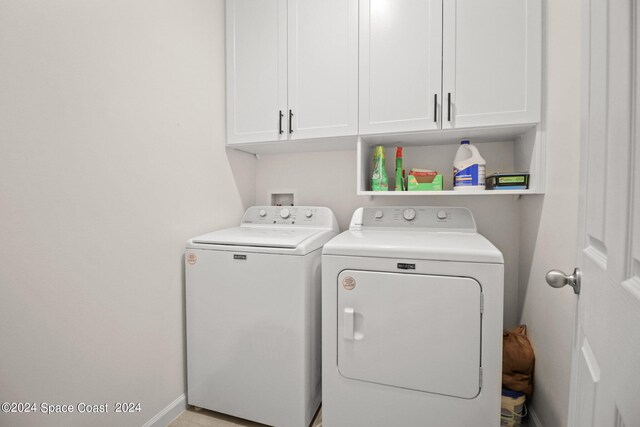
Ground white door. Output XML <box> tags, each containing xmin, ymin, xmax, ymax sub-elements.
<box><xmin>568</xmin><ymin>0</ymin><xmax>640</xmax><ymax>425</ymax></box>
<box><xmin>287</xmin><ymin>0</ymin><xmax>358</xmax><ymax>139</ymax></box>
<box><xmin>226</xmin><ymin>0</ymin><xmax>287</xmax><ymax>145</ymax></box>
<box><xmin>442</xmin><ymin>0</ymin><xmax>541</xmax><ymax>129</ymax></box>
<box><xmin>359</xmin><ymin>0</ymin><xmax>443</xmax><ymax>135</ymax></box>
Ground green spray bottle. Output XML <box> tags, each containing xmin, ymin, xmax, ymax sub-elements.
<box><xmin>371</xmin><ymin>146</ymin><xmax>388</xmax><ymax>191</ymax></box>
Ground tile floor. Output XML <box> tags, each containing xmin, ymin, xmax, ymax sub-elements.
<box><xmin>168</xmin><ymin>405</ymin><xmax>529</xmax><ymax>427</ymax></box>
<box><xmin>168</xmin><ymin>407</ymin><xmax>323</xmax><ymax>427</ymax></box>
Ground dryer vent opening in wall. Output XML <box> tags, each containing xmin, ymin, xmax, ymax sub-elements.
<box><xmin>271</xmin><ymin>192</ymin><xmax>295</xmax><ymax>206</ymax></box>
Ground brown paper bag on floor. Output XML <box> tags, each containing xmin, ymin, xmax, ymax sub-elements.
<box><xmin>502</xmin><ymin>325</ymin><xmax>535</xmax><ymax>397</ymax></box>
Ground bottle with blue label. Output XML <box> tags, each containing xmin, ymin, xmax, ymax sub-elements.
<box><xmin>453</xmin><ymin>140</ymin><xmax>486</xmax><ymax>190</ymax></box>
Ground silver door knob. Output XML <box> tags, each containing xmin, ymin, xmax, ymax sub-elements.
<box><xmin>545</xmin><ymin>268</ymin><xmax>581</xmax><ymax>295</ymax></box>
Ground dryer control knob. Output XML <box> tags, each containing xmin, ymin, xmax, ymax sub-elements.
<box><xmin>375</xmin><ymin>210</ymin><xmax>384</xmax><ymax>219</ymax></box>
<box><xmin>403</xmin><ymin>208</ymin><xmax>416</xmax><ymax>221</ymax></box>
<box><xmin>305</xmin><ymin>209</ymin><xmax>313</xmax><ymax>218</ymax></box>
<box><xmin>280</xmin><ymin>208</ymin><xmax>291</xmax><ymax>219</ymax></box>
<box><xmin>437</xmin><ymin>210</ymin><xmax>448</xmax><ymax>220</ymax></box>
<box><xmin>259</xmin><ymin>209</ymin><xmax>267</xmax><ymax>218</ymax></box>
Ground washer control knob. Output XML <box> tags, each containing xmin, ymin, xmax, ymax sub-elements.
<box><xmin>280</xmin><ymin>208</ymin><xmax>291</xmax><ymax>219</ymax></box>
<box><xmin>305</xmin><ymin>209</ymin><xmax>313</xmax><ymax>218</ymax></box>
<box><xmin>437</xmin><ymin>210</ymin><xmax>448</xmax><ymax>220</ymax></box>
<box><xmin>374</xmin><ymin>210</ymin><xmax>384</xmax><ymax>219</ymax></box>
<box><xmin>258</xmin><ymin>209</ymin><xmax>267</xmax><ymax>218</ymax></box>
<box><xmin>403</xmin><ymin>208</ymin><xmax>416</xmax><ymax>221</ymax></box>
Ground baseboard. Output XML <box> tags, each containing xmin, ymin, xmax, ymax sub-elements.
<box><xmin>142</xmin><ymin>394</ymin><xmax>186</xmax><ymax>427</ymax></box>
<box><xmin>528</xmin><ymin>406</ymin><xmax>544</xmax><ymax>427</ymax></box>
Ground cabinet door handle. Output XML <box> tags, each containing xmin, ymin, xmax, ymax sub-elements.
<box><xmin>289</xmin><ymin>109</ymin><xmax>293</xmax><ymax>134</ymax></box>
<box><xmin>279</xmin><ymin>110</ymin><xmax>283</xmax><ymax>135</ymax></box>
<box><xmin>447</xmin><ymin>92</ymin><xmax>451</xmax><ymax>122</ymax></box>
<box><xmin>434</xmin><ymin>94</ymin><xmax>438</xmax><ymax>123</ymax></box>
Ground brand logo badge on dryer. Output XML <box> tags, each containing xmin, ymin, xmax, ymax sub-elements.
<box><xmin>342</xmin><ymin>276</ymin><xmax>356</xmax><ymax>290</ymax></box>
<box><xmin>186</xmin><ymin>253</ymin><xmax>197</xmax><ymax>265</ymax></box>
<box><xmin>233</xmin><ymin>254</ymin><xmax>247</xmax><ymax>260</ymax></box>
<box><xmin>397</xmin><ymin>263</ymin><xmax>415</xmax><ymax>270</ymax></box>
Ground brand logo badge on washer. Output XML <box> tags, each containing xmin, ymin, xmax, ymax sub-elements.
<box><xmin>342</xmin><ymin>276</ymin><xmax>356</xmax><ymax>290</ymax></box>
<box><xmin>186</xmin><ymin>253</ymin><xmax>197</xmax><ymax>265</ymax></box>
<box><xmin>234</xmin><ymin>254</ymin><xmax>247</xmax><ymax>260</ymax></box>
<box><xmin>397</xmin><ymin>263</ymin><xmax>415</xmax><ymax>270</ymax></box>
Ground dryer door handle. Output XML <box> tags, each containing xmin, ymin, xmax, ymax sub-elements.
<box><xmin>343</xmin><ymin>308</ymin><xmax>355</xmax><ymax>340</ymax></box>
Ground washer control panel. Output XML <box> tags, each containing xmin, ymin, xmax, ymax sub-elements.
<box><xmin>357</xmin><ymin>207</ymin><xmax>476</xmax><ymax>231</ymax></box>
<box><xmin>242</xmin><ymin>206</ymin><xmax>330</xmax><ymax>227</ymax></box>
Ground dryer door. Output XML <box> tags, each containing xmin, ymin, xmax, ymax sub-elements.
<box><xmin>337</xmin><ymin>270</ymin><xmax>482</xmax><ymax>399</ymax></box>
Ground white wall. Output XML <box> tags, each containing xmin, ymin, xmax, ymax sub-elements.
<box><xmin>0</xmin><ymin>1</ymin><xmax>255</xmax><ymax>426</ymax></box>
<box><xmin>518</xmin><ymin>0</ymin><xmax>582</xmax><ymax>426</ymax></box>
<box><xmin>255</xmin><ymin>150</ymin><xmax>522</xmax><ymax>329</ymax></box>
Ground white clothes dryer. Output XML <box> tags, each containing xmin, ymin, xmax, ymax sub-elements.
<box><xmin>321</xmin><ymin>207</ymin><xmax>504</xmax><ymax>427</ymax></box>
<box><xmin>186</xmin><ymin>206</ymin><xmax>339</xmax><ymax>427</ymax></box>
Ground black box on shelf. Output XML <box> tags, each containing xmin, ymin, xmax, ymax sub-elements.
<box><xmin>486</xmin><ymin>173</ymin><xmax>529</xmax><ymax>190</ymax></box>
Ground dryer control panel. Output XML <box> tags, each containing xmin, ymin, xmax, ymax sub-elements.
<box><xmin>351</xmin><ymin>207</ymin><xmax>476</xmax><ymax>232</ymax></box>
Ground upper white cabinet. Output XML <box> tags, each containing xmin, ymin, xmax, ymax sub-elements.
<box><xmin>288</xmin><ymin>0</ymin><xmax>358</xmax><ymax>140</ymax></box>
<box><xmin>226</xmin><ymin>0</ymin><xmax>358</xmax><ymax>146</ymax></box>
<box><xmin>226</xmin><ymin>0</ymin><xmax>287</xmax><ymax>144</ymax></box>
<box><xmin>442</xmin><ymin>0</ymin><xmax>541</xmax><ymax>129</ymax></box>
<box><xmin>359</xmin><ymin>0</ymin><xmax>443</xmax><ymax>135</ymax></box>
<box><xmin>359</xmin><ymin>0</ymin><xmax>542</xmax><ymax>135</ymax></box>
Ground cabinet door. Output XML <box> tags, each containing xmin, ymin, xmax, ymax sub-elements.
<box><xmin>359</xmin><ymin>0</ymin><xmax>443</xmax><ymax>135</ymax></box>
<box><xmin>442</xmin><ymin>0</ymin><xmax>541</xmax><ymax>129</ymax></box>
<box><xmin>287</xmin><ymin>0</ymin><xmax>358</xmax><ymax>139</ymax></box>
<box><xmin>226</xmin><ymin>0</ymin><xmax>287</xmax><ymax>145</ymax></box>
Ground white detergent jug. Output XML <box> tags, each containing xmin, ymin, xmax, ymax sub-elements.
<box><xmin>453</xmin><ymin>140</ymin><xmax>486</xmax><ymax>190</ymax></box>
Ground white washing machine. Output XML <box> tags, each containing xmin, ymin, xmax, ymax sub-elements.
<box><xmin>321</xmin><ymin>207</ymin><xmax>504</xmax><ymax>427</ymax></box>
<box><xmin>186</xmin><ymin>206</ymin><xmax>339</xmax><ymax>427</ymax></box>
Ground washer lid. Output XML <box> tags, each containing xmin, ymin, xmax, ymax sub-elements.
<box><xmin>191</xmin><ymin>227</ymin><xmax>321</xmax><ymax>249</ymax></box>
<box><xmin>188</xmin><ymin>227</ymin><xmax>336</xmax><ymax>255</ymax></box>
<box><xmin>323</xmin><ymin>230</ymin><xmax>503</xmax><ymax>264</ymax></box>
<box><xmin>186</xmin><ymin>206</ymin><xmax>340</xmax><ymax>255</ymax></box>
